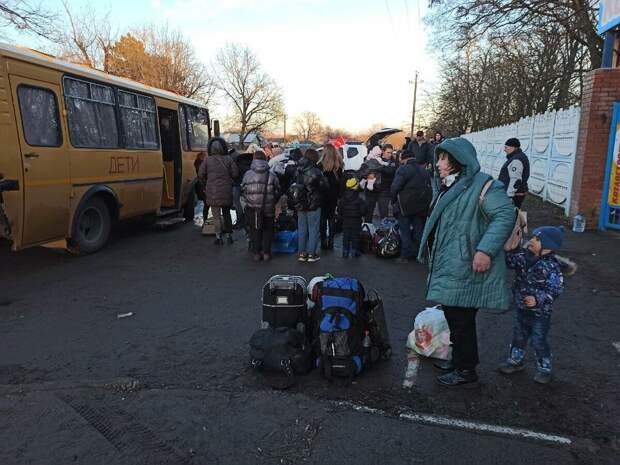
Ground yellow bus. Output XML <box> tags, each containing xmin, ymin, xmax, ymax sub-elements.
<box><xmin>0</xmin><ymin>43</ymin><xmax>214</xmax><ymax>253</ymax></box>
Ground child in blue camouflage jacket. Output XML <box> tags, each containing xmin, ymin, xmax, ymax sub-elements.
<box><xmin>498</xmin><ymin>225</ymin><xmax>565</xmax><ymax>384</ymax></box>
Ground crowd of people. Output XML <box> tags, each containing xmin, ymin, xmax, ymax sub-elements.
<box><xmin>195</xmin><ymin>131</ymin><xmax>449</xmax><ymax>262</ymax></box>
<box><xmin>195</xmin><ymin>131</ymin><xmax>567</xmax><ymax>386</ymax></box>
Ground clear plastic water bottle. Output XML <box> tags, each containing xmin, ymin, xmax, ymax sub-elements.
<box><xmin>362</xmin><ymin>330</ymin><xmax>372</xmax><ymax>367</ymax></box>
<box><xmin>572</xmin><ymin>213</ymin><xmax>586</xmax><ymax>233</ymax></box>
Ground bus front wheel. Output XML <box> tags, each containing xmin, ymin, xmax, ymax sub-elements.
<box><xmin>68</xmin><ymin>197</ymin><xmax>112</xmax><ymax>254</ymax></box>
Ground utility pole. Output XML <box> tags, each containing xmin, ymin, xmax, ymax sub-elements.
<box><xmin>283</xmin><ymin>113</ymin><xmax>287</xmax><ymax>142</ymax></box>
<box><xmin>410</xmin><ymin>71</ymin><xmax>419</xmax><ymax>139</ymax></box>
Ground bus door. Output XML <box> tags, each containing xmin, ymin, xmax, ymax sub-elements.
<box><xmin>158</xmin><ymin>107</ymin><xmax>182</xmax><ymax>209</ymax></box>
<box><xmin>9</xmin><ymin>76</ymin><xmax>71</xmax><ymax>246</ymax></box>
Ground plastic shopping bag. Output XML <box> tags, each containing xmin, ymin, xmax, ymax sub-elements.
<box><xmin>406</xmin><ymin>306</ymin><xmax>452</xmax><ymax>360</ymax></box>
<box><xmin>272</xmin><ymin>230</ymin><xmax>298</xmax><ymax>253</ymax></box>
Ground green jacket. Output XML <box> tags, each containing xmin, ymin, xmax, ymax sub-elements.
<box><xmin>417</xmin><ymin>138</ymin><xmax>516</xmax><ymax>310</ymax></box>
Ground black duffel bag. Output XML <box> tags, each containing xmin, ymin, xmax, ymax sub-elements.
<box><xmin>364</xmin><ymin>289</ymin><xmax>392</xmax><ymax>360</ymax></box>
<box><xmin>249</xmin><ymin>327</ymin><xmax>312</xmax><ymax>389</ymax></box>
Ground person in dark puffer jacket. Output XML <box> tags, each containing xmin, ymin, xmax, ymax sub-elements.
<box><xmin>290</xmin><ymin>149</ymin><xmax>328</xmax><ymax>263</ymax></box>
<box><xmin>390</xmin><ymin>150</ymin><xmax>431</xmax><ymax>263</ymax></box>
<box><xmin>198</xmin><ymin>137</ymin><xmax>239</xmax><ymax>245</ymax></box>
<box><xmin>241</xmin><ymin>151</ymin><xmax>280</xmax><ymax>261</ymax></box>
<box><xmin>498</xmin><ymin>226</ymin><xmax>565</xmax><ymax>385</ymax></box>
<box><xmin>338</xmin><ymin>177</ymin><xmax>366</xmax><ymax>258</ymax></box>
<box><xmin>231</xmin><ymin>148</ymin><xmax>253</xmax><ymax>229</ymax></box>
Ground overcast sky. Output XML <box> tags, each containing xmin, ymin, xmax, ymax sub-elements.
<box><xmin>11</xmin><ymin>0</ymin><xmax>437</xmax><ymax>132</ymax></box>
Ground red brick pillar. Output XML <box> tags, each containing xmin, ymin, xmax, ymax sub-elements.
<box><xmin>571</xmin><ymin>68</ymin><xmax>620</xmax><ymax>227</ymax></box>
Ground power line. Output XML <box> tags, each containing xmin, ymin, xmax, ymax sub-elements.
<box><xmin>384</xmin><ymin>0</ymin><xmax>397</xmax><ymax>40</ymax></box>
<box><xmin>404</xmin><ymin>0</ymin><xmax>412</xmax><ymax>38</ymax></box>
<box><xmin>417</xmin><ymin>0</ymin><xmax>421</xmax><ymax>29</ymax></box>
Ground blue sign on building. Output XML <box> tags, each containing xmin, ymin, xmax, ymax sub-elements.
<box><xmin>599</xmin><ymin>0</ymin><xmax>620</xmax><ymax>35</ymax></box>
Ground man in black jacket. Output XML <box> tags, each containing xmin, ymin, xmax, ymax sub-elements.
<box><xmin>390</xmin><ymin>150</ymin><xmax>431</xmax><ymax>263</ymax></box>
<box><xmin>402</xmin><ymin>136</ymin><xmax>411</xmax><ymax>152</ymax></box>
<box><xmin>290</xmin><ymin>149</ymin><xmax>328</xmax><ymax>262</ymax></box>
<box><xmin>499</xmin><ymin>138</ymin><xmax>530</xmax><ymax>208</ymax></box>
<box><xmin>407</xmin><ymin>130</ymin><xmax>432</xmax><ymax>167</ymax></box>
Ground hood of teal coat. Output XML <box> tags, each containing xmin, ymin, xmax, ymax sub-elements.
<box><xmin>419</xmin><ymin>137</ymin><xmax>488</xmax><ymax>260</ymax></box>
<box><xmin>434</xmin><ymin>137</ymin><xmax>480</xmax><ymax>181</ymax></box>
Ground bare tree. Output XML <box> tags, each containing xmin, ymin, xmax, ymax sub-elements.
<box><xmin>54</xmin><ymin>6</ymin><xmax>216</xmax><ymax>103</ymax></box>
<box><xmin>0</xmin><ymin>0</ymin><xmax>58</xmax><ymax>40</ymax></box>
<box><xmin>58</xmin><ymin>0</ymin><xmax>116</xmax><ymax>72</ymax></box>
<box><xmin>135</xmin><ymin>25</ymin><xmax>216</xmax><ymax>103</ymax></box>
<box><xmin>321</xmin><ymin>125</ymin><xmax>352</xmax><ymax>141</ymax></box>
<box><xmin>426</xmin><ymin>0</ymin><xmax>599</xmax><ymax>132</ymax></box>
<box><xmin>294</xmin><ymin>111</ymin><xmax>323</xmax><ymax>142</ymax></box>
<box><xmin>214</xmin><ymin>43</ymin><xmax>284</xmax><ymax>145</ymax></box>
<box><xmin>107</xmin><ymin>25</ymin><xmax>216</xmax><ymax>103</ymax></box>
<box><xmin>429</xmin><ymin>0</ymin><xmax>601</xmax><ymax>67</ymax></box>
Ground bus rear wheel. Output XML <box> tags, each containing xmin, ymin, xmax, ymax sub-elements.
<box><xmin>68</xmin><ymin>197</ymin><xmax>112</xmax><ymax>254</ymax></box>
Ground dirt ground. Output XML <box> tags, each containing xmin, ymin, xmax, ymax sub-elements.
<box><xmin>0</xmin><ymin>195</ymin><xmax>618</xmax><ymax>464</ymax></box>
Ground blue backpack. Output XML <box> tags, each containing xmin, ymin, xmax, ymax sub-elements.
<box><xmin>313</xmin><ymin>277</ymin><xmax>366</xmax><ymax>380</ymax></box>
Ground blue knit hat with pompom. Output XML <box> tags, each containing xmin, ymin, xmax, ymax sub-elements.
<box><xmin>532</xmin><ymin>226</ymin><xmax>565</xmax><ymax>251</ymax></box>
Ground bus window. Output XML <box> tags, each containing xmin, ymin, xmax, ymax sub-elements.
<box><xmin>17</xmin><ymin>85</ymin><xmax>62</xmax><ymax>147</ymax></box>
<box><xmin>63</xmin><ymin>77</ymin><xmax>119</xmax><ymax>149</ymax></box>
<box><xmin>181</xmin><ymin>104</ymin><xmax>210</xmax><ymax>151</ymax></box>
<box><xmin>118</xmin><ymin>90</ymin><xmax>159</xmax><ymax>150</ymax></box>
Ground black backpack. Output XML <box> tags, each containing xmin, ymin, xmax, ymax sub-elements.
<box><xmin>397</xmin><ymin>165</ymin><xmax>432</xmax><ymax>216</ymax></box>
<box><xmin>276</xmin><ymin>210</ymin><xmax>297</xmax><ymax>231</ymax></box>
<box><xmin>287</xmin><ymin>169</ymin><xmax>309</xmax><ymax>211</ymax></box>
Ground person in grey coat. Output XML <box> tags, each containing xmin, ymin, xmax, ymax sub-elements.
<box><xmin>198</xmin><ymin>137</ymin><xmax>239</xmax><ymax>245</ymax></box>
<box><xmin>241</xmin><ymin>151</ymin><xmax>280</xmax><ymax>261</ymax></box>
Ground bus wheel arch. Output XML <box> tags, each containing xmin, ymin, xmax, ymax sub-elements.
<box><xmin>68</xmin><ymin>187</ymin><xmax>119</xmax><ymax>255</ymax></box>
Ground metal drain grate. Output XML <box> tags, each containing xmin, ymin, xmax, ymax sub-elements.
<box><xmin>58</xmin><ymin>394</ymin><xmax>192</xmax><ymax>465</ymax></box>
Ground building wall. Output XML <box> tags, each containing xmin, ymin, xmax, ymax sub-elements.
<box><xmin>570</xmin><ymin>68</ymin><xmax>620</xmax><ymax>227</ymax></box>
<box><xmin>462</xmin><ymin>107</ymin><xmax>581</xmax><ymax>215</ymax></box>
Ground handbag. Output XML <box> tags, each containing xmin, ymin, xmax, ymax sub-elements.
<box><xmin>479</xmin><ymin>179</ymin><xmax>528</xmax><ymax>251</ymax></box>
<box><xmin>360</xmin><ymin>223</ymin><xmax>374</xmax><ymax>254</ymax></box>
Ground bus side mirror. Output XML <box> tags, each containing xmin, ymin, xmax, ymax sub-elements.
<box><xmin>213</xmin><ymin>120</ymin><xmax>220</xmax><ymax>137</ymax></box>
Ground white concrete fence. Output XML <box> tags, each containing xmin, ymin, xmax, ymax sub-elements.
<box><xmin>462</xmin><ymin>106</ymin><xmax>581</xmax><ymax>215</ymax></box>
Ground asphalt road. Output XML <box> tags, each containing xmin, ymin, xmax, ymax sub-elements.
<box><xmin>1</xmin><ymin>216</ymin><xmax>618</xmax><ymax>465</ymax></box>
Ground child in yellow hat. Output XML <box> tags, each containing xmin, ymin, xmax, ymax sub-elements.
<box><xmin>338</xmin><ymin>177</ymin><xmax>366</xmax><ymax>258</ymax></box>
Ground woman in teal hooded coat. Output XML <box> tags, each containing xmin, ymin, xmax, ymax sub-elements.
<box><xmin>418</xmin><ymin>137</ymin><xmax>515</xmax><ymax>387</ymax></box>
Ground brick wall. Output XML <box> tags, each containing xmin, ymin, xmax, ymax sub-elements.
<box><xmin>571</xmin><ymin>68</ymin><xmax>620</xmax><ymax>227</ymax></box>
